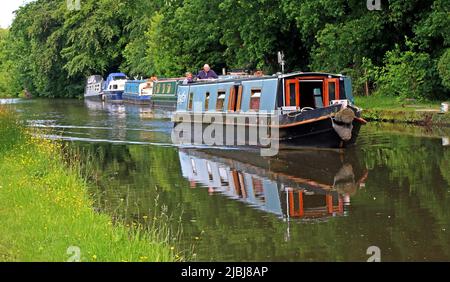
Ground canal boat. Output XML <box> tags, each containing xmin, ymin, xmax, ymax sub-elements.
<box><xmin>102</xmin><ymin>73</ymin><xmax>128</xmax><ymax>102</ymax></box>
<box><xmin>151</xmin><ymin>79</ymin><xmax>180</xmax><ymax>109</ymax></box>
<box><xmin>84</xmin><ymin>75</ymin><xmax>104</xmax><ymax>100</ymax></box>
<box><xmin>178</xmin><ymin>148</ymin><xmax>368</xmax><ymax>220</ymax></box>
<box><xmin>123</xmin><ymin>79</ymin><xmax>153</xmax><ymax>104</ymax></box>
<box><xmin>172</xmin><ymin>72</ymin><xmax>367</xmax><ymax>149</ymax></box>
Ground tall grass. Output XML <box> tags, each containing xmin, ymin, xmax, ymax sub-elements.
<box><xmin>0</xmin><ymin>106</ymin><xmax>182</xmax><ymax>262</ymax></box>
<box><xmin>354</xmin><ymin>95</ymin><xmax>441</xmax><ymax>111</ymax></box>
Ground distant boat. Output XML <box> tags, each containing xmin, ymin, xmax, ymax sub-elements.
<box><xmin>102</xmin><ymin>73</ymin><xmax>128</xmax><ymax>102</ymax></box>
<box><xmin>84</xmin><ymin>75</ymin><xmax>104</xmax><ymax>100</ymax></box>
<box><xmin>172</xmin><ymin>72</ymin><xmax>367</xmax><ymax>149</ymax></box>
<box><xmin>150</xmin><ymin>79</ymin><xmax>180</xmax><ymax>109</ymax></box>
<box><xmin>123</xmin><ymin>80</ymin><xmax>153</xmax><ymax>105</ymax></box>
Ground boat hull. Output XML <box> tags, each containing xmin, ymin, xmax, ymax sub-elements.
<box><xmin>172</xmin><ymin>105</ymin><xmax>365</xmax><ymax>149</ymax></box>
<box><xmin>279</xmin><ymin>117</ymin><xmax>363</xmax><ymax>148</ymax></box>
<box><xmin>103</xmin><ymin>91</ymin><xmax>123</xmax><ymax>102</ymax></box>
<box><xmin>84</xmin><ymin>93</ymin><xmax>103</xmax><ymax>101</ymax></box>
<box><xmin>123</xmin><ymin>93</ymin><xmax>152</xmax><ymax>105</ymax></box>
<box><xmin>150</xmin><ymin>95</ymin><xmax>177</xmax><ymax>110</ymax></box>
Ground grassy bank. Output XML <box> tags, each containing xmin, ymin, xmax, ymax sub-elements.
<box><xmin>355</xmin><ymin>96</ymin><xmax>450</xmax><ymax>126</ymax></box>
<box><xmin>0</xmin><ymin>106</ymin><xmax>180</xmax><ymax>262</ymax></box>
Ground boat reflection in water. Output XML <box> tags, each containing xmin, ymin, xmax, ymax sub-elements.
<box><xmin>84</xmin><ymin>99</ymin><xmax>172</xmax><ymax>120</ymax></box>
<box><xmin>179</xmin><ymin>148</ymin><xmax>368</xmax><ymax>221</ymax></box>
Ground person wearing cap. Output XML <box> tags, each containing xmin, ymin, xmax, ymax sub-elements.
<box><xmin>197</xmin><ymin>64</ymin><xmax>218</xmax><ymax>79</ymax></box>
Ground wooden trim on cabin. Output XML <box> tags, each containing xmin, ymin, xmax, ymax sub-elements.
<box><xmin>238</xmin><ymin>173</ymin><xmax>247</xmax><ymax>199</ymax></box>
<box><xmin>325</xmin><ymin>78</ymin><xmax>340</xmax><ymax>105</ymax></box>
<box><xmin>277</xmin><ymin>116</ymin><xmax>331</xmax><ymax>129</ymax></box>
<box><xmin>231</xmin><ymin>170</ymin><xmax>241</xmax><ymax>195</ymax></box>
<box><xmin>288</xmin><ymin>191</ymin><xmax>295</xmax><ymax>217</ymax></box>
<box><xmin>236</xmin><ymin>85</ymin><xmax>243</xmax><ymax>111</ymax></box>
<box><xmin>326</xmin><ymin>194</ymin><xmax>334</xmax><ymax>214</ymax></box>
<box><xmin>285</xmin><ymin>79</ymin><xmax>298</xmax><ymax>107</ymax></box>
<box><xmin>228</xmin><ymin>86</ymin><xmax>236</xmax><ymax>111</ymax></box>
<box><xmin>288</xmin><ymin>190</ymin><xmax>305</xmax><ymax>217</ymax></box>
<box><xmin>336</xmin><ymin>80</ymin><xmax>340</xmax><ymax>100</ymax></box>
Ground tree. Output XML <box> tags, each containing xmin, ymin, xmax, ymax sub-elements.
<box><xmin>1</xmin><ymin>0</ymin><xmax>449</xmax><ymax>99</ymax></box>
<box><xmin>0</xmin><ymin>29</ymin><xmax>21</xmax><ymax>97</ymax></box>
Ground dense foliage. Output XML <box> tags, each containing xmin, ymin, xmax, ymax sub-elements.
<box><xmin>0</xmin><ymin>0</ymin><xmax>448</xmax><ymax>99</ymax></box>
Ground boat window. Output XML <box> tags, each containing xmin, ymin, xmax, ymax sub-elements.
<box><xmin>238</xmin><ymin>172</ymin><xmax>247</xmax><ymax>199</ymax></box>
<box><xmin>252</xmin><ymin>177</ymin><xmax>265</xmax><ymax>203</ymax></box>
<box><xmin>250</xmin><ymin>89</ymin><xmax>261</xmax><ymax>111</ymax></box>
<box><xmin>113</xmin><ymin>85</ymin><xmax>118</xmax><ymax>90</ymax></box>
<box><xmin>188</xmin><ymin>92</ymin><xmax>194</xmax><ymax>111</ymax></box>
<box><xmin>228</xmin><ymin>85</ymin><xmax>242</xmax><ymax>112</ymax></box>
<box><xmin>299</xmin><ymin>80</ymin><xmax>322</xmax><ymax>109</ymax></box>
<box><xmin>328</xmin><ymin>82</ymin><xmax>336</xmax><ymax>101</ymax></box>
<box><xmin>232</xmin><ymin>171</ymin><xmax>247</xmax><ymax>198</ymax></box>
<box><xmin>314</xmin><ymin>88</ymin><xmax>324</xmax><ymax>108</ymax></box>
<box><xmin>285</xmin><ymin>80</ymin><xmax>299</xmax><ymax>107</ymax></box>
<box><xmin>190</xmin><ymin>158</ymin><xmax>197</xmax><ymax>176</ymax></box>
<box><xmin>216</xmin><ymin>91</ymin><xmax>226</xmax><ymax>111</ymax></box>
<box><xmin>207</xmin><ymin>162</ymin><xmax>213</xmax><ymax>181</ymax></box>
<box><xmin>219</xmin><ymin>167</ymin><xmax>229</xmax><ymax>186</ymax></box>
<box><xmin>205</xmin><ymin>92</ymin><xmax>210</xmax><ymax>111</ymax></box>
<box><xmin>289</xmin><ymin>83</ymin><xmax>296</xmax><ymax>106</ymax></box>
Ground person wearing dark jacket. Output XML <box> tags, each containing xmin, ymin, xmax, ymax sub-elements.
<box><xmin>197</xmin><ymin>64</ymin><xmax>218</xmax><ymax>79</ymax></box>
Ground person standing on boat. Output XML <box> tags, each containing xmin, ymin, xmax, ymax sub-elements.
<box><xmin>197</xmin><ymin>64</ymin><xmax>218</xmax><ymax>79</ymax></box>
<box><xmin>183</xmin><ymin>72</ymin><xmax>194</xmax><ymax>84</ymax></box>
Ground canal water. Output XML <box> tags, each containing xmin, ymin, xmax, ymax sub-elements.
<box><xmin>5</xmin><ymin>98</ymin><xmax>450</xmax><ymax>261</ymax></box>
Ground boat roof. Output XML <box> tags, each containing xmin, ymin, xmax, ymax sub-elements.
<box><xmin>87</xmin><ymin>75</ymin><xmax>104</xmax><ymax>83</ymax></box>
<box><xmin>106</xmin><ymin>73</ymin><xmax>127</xmax><ymax>78</ymax></box>
<box><xmin>182</xmin><ymin>72</ymin><xmax>347</xmax><ymax>86</ymax></box>
<box><xmin>281</xmin><ymin>72</ymin><xmax>346</xmax><ymax>79</ymax></box>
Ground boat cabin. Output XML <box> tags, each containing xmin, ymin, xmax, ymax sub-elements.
<box><xmin>84</xmin><ymin>75</ymin><xmax>104</xmax><ymax>98</ymax></box>
<box><xmin>151</xmin><ymin>79</ymin><xmax>180</xmax><ymax>107</ymax></box>
<box><xmin>123</xmin><ymin>80</ymin><xmax>153</xmax><ymax>104</ymax></box>
<box><xmin>175</xmin><ymin>72</ymin><xmax>354</xmax><ymax>113</ymax></box>
<box><xmin>124</xmin><ymin>80</ymin><xmax>148</xmax><ymax>96</ymax></box>
<box><xmin>103</xmin><ymin>73</ymin><xmax>128</xmax><ymax>92</ymax></box>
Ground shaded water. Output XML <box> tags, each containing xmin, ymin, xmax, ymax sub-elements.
<box><xmin>5</xmin><ymin>98</ymin><xmax>450</xmax><ymax>261</ymax></box>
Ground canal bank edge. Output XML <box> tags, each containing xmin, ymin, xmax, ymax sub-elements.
<box><xmin>362</xmin><ymin>109</ymin><xmax>450</xmax><ymax>126</ymax></box>
<box><xmin>0</xmin><ymin>107</ymin><xmax>180</xmax><ymax>262</ymax></box>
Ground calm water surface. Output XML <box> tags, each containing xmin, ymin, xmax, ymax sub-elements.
<box><xmin>6</xmin><ymin>98</ymin><xmax>450</xmax><ymax>261</ymax></box>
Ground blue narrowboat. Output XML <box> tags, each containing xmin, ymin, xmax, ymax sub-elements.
<box><xmin>178</xmin><ymin>148</ymin><xmax>368</xmax><ymax>220</ymax></box>
<box><xmin>102</xmin><ymin>73</ymin><xmax>128</xmax><ymax>102</ymax></box>
<box><xmin>123</xmin><ymin>80</ymin><xmax>153</xmax><ymax>104</ymax></box>
<box><xmin>172</xmin><ymin>72</ymin><xmax>367</xmax><ymax>149</ymax></box>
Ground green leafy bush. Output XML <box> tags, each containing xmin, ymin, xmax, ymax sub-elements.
<box><xmin>373</xmin><ymin>41</ymin><xmax>443</xmax><ymax>100</ymax></box>
<box><xmin>438</xmin><ymin>49</ymin><xmax>450</xmax><ymax>90</ymax></box>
